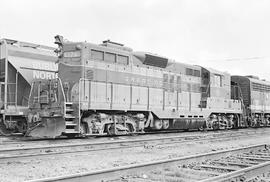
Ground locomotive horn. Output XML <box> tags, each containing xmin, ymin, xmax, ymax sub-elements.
<box><xmin>54</xmin><ymin>35</ymin><xmax>64</xmax><ymax>46</ymax></box>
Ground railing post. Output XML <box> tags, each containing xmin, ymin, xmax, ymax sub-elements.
<box><xmin>78</xmin><ymin>78</ymin><xmax>82</xmax><ymax>132</ymax></box>
<box><xmin>15</xmin><ymin>71</ymin><xmax>18</xmax><ymax>107</ymax></box>
<box><xmin>3</xmin><ymin>40</ymin><xmax>8</xmax><ymax>111</ymax></box>
<box><xmin>0</xmin><ymin>82</ymin><xmax>3</xmax><ymax>107</ymax></box>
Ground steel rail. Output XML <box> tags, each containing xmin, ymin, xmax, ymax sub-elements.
<box><xmin>199</xmin><ymin>161</ymin><xmax>270</xmax><ymax>182</ymax></box>
<box><xmin>0</xmin><ymin>128</ymin><xmax>265</xmax><ymax>152</ymax></box>
<box><xmin>0</xmin><ymin>127</ymin><xmax>268</xmax><ymax>146</ymax></box>
<box><xmin>0</xmin><ymin>130</ymin><xmax>267</xmax><ymax>161</ymax></box>
<box><xmin>26</xmin><ymin>143</ymin><xmax>270</xmax><ymax>182</ymax></box>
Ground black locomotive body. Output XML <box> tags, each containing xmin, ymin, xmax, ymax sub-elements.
<box><xmin>232</xmin><ymin>75</ymin><xmax>270</xmax><ymax>127</ymax></box>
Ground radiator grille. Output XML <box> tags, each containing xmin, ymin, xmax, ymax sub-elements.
<box><xmin>144</xmin><ymin>54</ymin><xmax>168</xmax><ymax>68</ymax></box>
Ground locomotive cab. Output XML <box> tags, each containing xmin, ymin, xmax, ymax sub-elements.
<box><xmin>200</xmin><ymin>67</ymin><xmax>243</xmax><ymax>130</ymax></box>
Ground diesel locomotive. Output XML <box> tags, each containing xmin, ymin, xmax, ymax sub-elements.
<box><xmin>232</xmin><ymin>76</ymin><xmax>270</xmax><ymax>126</ymax></box>
<box><xmin>25</xmin><ymin>35</ymin><xmax>261</xmax><ymax>138</ymax></box>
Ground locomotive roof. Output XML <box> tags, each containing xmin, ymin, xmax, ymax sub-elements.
<box><xmin>61</xmin><ymin>39</ymin><xmax>232</xmax><ymax>75</ymax></box>
<box><xmin>70</xmin><ymin>40</ymin><xmax>132</xmax><ymax>54</ymax></box>
<box><xmin>62</xmin><ymin>39</ymin><xmax>202</xmax><ymax>70</ymax></box>
<box><xmin>168</xmin><ymin>61</ymin><xmax>201</xmax><ymax>70</ymax></box>
<box><xmin>233</xmin><ymin>75</ymin><xmax>270</xmax><ymax>85</ymax></box>
<box><xmin>202</xmin><ymin>67</ymin><xmax>230</xmax><ymax>76</ymax></box>
<box><xmin>248</xmin><ymin>77</ymin><xmax>270</xmax><ymax>85</ymax></box>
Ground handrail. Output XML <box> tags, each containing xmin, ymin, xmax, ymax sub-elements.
<box><xmin>57</xmin><ymin>77</ymin><xmax>66</xmax><ymax>103</ymax></box>
<box><xmin>2</xmin><ymin>39</ymin><xmax>8</xmax><ymax>111</ymax></box>
<box><xmin>28</xmin><ymin>82</ymin><xmax>34</xmax><ymax>107</ymax></box>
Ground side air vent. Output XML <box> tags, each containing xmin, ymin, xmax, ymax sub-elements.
<box><xmin>86</xmin><ymin>70</ymin><xmax>94</xmax><ymax>80</ymax></box>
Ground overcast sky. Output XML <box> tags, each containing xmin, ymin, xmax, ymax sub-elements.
<box><xmin>1</xmin><ymin>0</ymin><xmax>270</xmax><ymax>80</ymax></box>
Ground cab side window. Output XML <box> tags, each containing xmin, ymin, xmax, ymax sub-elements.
<box><xmin>117</xmin><ymin>55</ymin><xmax>129</xmax><ymax>65</ymax></box>
<box><xmin>91</xmin><ymin>50</ymin><xmax>104</xmax><ymax>60</ymax></box>
<box><xmin>105</xmin><ymin>52</ymin><xmax>116</xmax><ymax>63</ymax></box>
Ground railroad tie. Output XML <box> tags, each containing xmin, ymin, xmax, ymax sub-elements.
<box><xmin>250</xmin><ymin>152</ymin><xmax>270</xmax><ymax>156</ymax></box>
<box><xmin>237</xmin><ymin>156</ymin><xmax>270</xmax><ymax>161</ymax></box>
<box><xmin>147</xmin><ymin>173</ymin><xmax>197</xmax><ymax>182</ymax></box>
<box><xmin>179</xmin><ymin>167</ymin><xmax>221</xmax><ymax>176</ymax></box>
<box><xmin>241</xmin><ymin>154</ymin><xmax>270</xmax><ymax>159</ymax></box>
<box><xmin>198</xmin><ymin>164</ymin><xmax>238</xmax><ymax>172</ymax></box>
<box><xmin>212</xmin><ymin>161</ymin><xmax>252</xmax><ymax>168</ymax></box>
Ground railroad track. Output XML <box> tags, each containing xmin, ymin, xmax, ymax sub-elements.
<box><xmin>0</xmin><ymin>127</ymin><xmax>268</xmax><ymax>146</ymax></box>
<box><xmin>0</xmin><ymin>127</ymin><xmax>269</xmax><ymax>149</ymax></box>
<box><xmin>0</xmin><ymin>129</ymin><xmax>269</xmax><ymax>161</ymax></box>
<box><xmin>27</xmin><ymin>143</ymin><xmax>270</xmax><ymax>182</ymax></box>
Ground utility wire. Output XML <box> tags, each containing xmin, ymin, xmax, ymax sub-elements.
<box><xmin>206</xmin><ymin>56</ymin><xmax>268</xmax><ymax>62</ymax></box>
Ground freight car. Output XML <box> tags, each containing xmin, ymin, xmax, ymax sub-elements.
<box><xmin>26</xmin><ymin>36</ymin><xmax>243</xmax><ymax>138</ymax></box>
<box><xmin>0</xmin><ymin>38</ymin><xmax>57</xmax><ymax>135</ymax></box>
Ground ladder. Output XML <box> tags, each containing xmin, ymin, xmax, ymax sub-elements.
<box><xmin>64</xmin><ymin>102</ymin><xmax>80</xmax><ymax>134</ymax></box>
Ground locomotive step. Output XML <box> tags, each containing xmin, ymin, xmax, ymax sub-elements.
<box><xmin>65</xmin><ymin>121</ymin><xmax>77</xmax><ymax>126</ymax></box>
<box><xmin>64</xmin><ymin>114</ymin><xmax>76</xmax><ymax>119</ymax></box>
<box><xmin>65</xmin><ymin>108</ymin><xmax>74</xmax><ymax>112</ymax></box>
<box><xmin>64</xmin><ymin>129</ymin><xmax>80</xmax><ymax>134</ymax></box>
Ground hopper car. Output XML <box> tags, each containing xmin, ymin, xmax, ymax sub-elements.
<box><xmin>0</xmin><ymin>39</ymin><xmax>57</xmax><ymax>135</ymax></box>
<box><xmin>26</xmin><ymin>36</ymin><xmax>250</xmax><ymax>138</ymax></box>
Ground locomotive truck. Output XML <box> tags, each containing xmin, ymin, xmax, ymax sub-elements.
<box><xmin>0</xmin><ymin>38</ymin><xmax>57</xmax><ymax>135</ymax></box>
<box><xmin>26</xmin><ymin>35</ymin><xmax>247</xmax><ymax>138</ymax></box>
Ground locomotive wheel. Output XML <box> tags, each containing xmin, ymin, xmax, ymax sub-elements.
<box><xmin>154</xmin><ymin>120</ymin><xmax>163</xmax><ymax>130</ymax></box>
<box><xmin>126</xmin><ymin>123</ymin><xmax>135</xmax><ymax>133</ymax></box>
<box><xmin>198</xmin><ymin>122</ymin><xmax>207</xmax><ymax>131</ymax></box>
<box><xmin>250</xmin><ymin>120</ymin><xmax>257</xmax><ymax>127</ymax></box>
<box><xmin>107</xmin><ymin>124</ymin><xmax>127</xmax><ymax>135</ymax></box>
<box><xmin>107</xmin><ymin>124</ymin><xmax>116</xmax><ymax>135</ymax></box>
<box><xmin>198</xmin><ymin>126</ymin><xmax>205</xmax><ymax>131</ymax></box>
<box><xmin>80</xmin><ymin>122</ymin><xmax>88</xmax><ymax>135</ymax></box>
<box><xmin>267</xmin><ymin>120</ymin><xmax>270</xmax><ymax>126</ymax></box>
<box><xmin>162</xmin><ymin>120</ymin><xmax>170</xmax><ymax>130</ymax></box>
<box><xmin>212</xmin><ymin>122</ymin><xmax>219</xmax><ymax>130</ymax></box>
<box><xmin>0</xmin><ymin>119</ymin><xmax>16</xmax><ymax>136</ymax></box>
